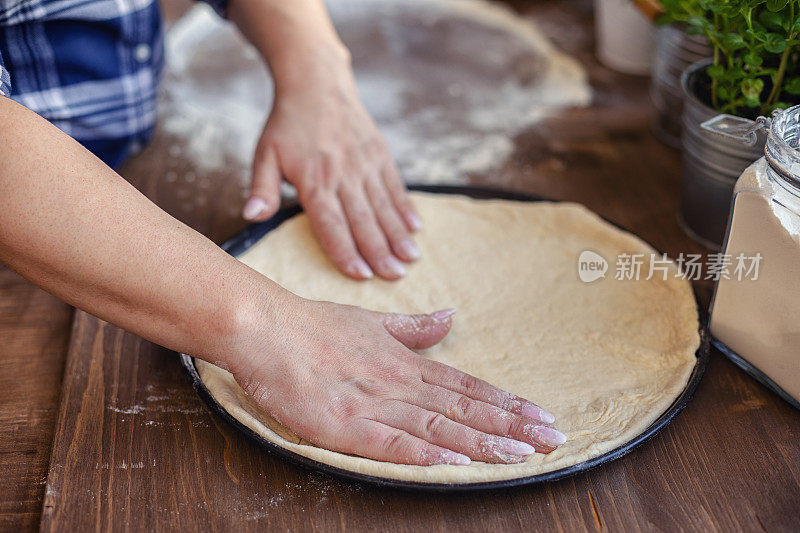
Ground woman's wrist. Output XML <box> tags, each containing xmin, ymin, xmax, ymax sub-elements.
<box><xmin>270</xmin><ymin>39</ymin><xmax>353</xmax><ymax>99</ymax></box>
<box><xmin>215</xmin><ymin>271</ymin><xmax>302</xmax><ymax>377</ymax></box>
<box><xmin>228</xmin><ymin>0</ymin><xmax>352</xmax><ymax>97</ymax></box>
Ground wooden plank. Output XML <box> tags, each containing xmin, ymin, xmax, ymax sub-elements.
<box><xmin>39</xmin><ymin>312</ymin><xmax>219</xmax><ymax>532</ymax></box>
<box><xmin>0</xmin><ymin>267</ymin><xmax>73</xmax><ymax>531</ymax></box>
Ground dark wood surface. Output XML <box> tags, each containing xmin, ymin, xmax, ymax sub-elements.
<box><xmin>0</xmin><ymin>270</ymin><xmax>72</xmax><ymax>531</ymax></box>
<box><xmin>2</xmin><ymin>0</ymin><xmax>799</xmax><ymax>531</ymax></box>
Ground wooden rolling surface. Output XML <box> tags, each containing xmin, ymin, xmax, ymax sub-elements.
<box><xmin>0</xmin><ymin>270</ymin><xmax>72</xmax><ymax>531</ymax></box>
<box><xmin>0</xmin><ymin>0</ymin><xmax>798</xmax><ymax>531</ymax></box>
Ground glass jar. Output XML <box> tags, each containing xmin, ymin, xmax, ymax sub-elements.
<box><xmin>709</xmin><ymin>105</ymin><xmax>800</xmax><ymax>409</ymax></box>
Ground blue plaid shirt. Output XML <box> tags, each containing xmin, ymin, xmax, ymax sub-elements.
<box><xmin>0</xmin><ymin>0</ymin><xmax>226</xmax><ymax>168</ymax></box>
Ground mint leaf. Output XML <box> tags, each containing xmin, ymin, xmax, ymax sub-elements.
<box><xmin>766</xmin><ymin>0</ymin><xmax>789</xmax><ymax>11</ymax></box>
<box><xmin>763</xmin><ymin>33</ymin><xmax>788</xmax><ymax>53</ymax></box>
<box><xmin>707</xmin><ymin>64</ymin><xmax>725</xmax><ymax>79</ymax></box>
<box><xmin>744</xmin><ymin>53</ymin><xmax>764</xmax><ymax>67</ymax></box>
<box><xmin>741</xmin><ymin>78</ymin><xmax>765</xmax><ymax>99</ymax></box>
<box><xmin>785</xmin><ymin>77</ymin><xmax>800</xmax><ymax>95</ymax></box>
<box><xmin>758</xmin><ymin>10</ymin><xmax>789</xmax><ymax>31</ymax></box>
<box><xmin>721</xmin><ymin>33</ymin><xmax>747</xmax><ymax>49</ymax></box>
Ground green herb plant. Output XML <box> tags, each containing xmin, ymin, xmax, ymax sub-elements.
<box><xmin>660</xmin><ymin>0</ymin><xmax>800</xmax><ymax>117</ymax></box>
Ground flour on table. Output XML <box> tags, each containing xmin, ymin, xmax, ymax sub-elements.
<box><xmin>160</xmin><ymin>0</ymin><xmax>590</xmax><ymax>185</ymax></box>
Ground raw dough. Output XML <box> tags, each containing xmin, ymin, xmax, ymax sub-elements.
<box><xmin>197</xmin><ymin>193</ymin><xmax>699</xmax><ymax>484</ymax></box>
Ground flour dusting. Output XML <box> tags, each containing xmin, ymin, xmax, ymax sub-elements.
<box><xmin>107</xmin><ymin>404</ymin><xmax>145</xmax><ymax>415</ymax></box>
<box><xmin>160</xmin><ymin>0</ymin><xmax>589</xmax><ymax>185</ymax></box>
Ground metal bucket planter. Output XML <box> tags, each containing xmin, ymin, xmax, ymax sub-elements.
<box><xmin>651</xmin><ymin>25</ymin><xmax>712</xmax><ymax>147</ymax></box>
<box><xmin>679</xmin><ymin>59</ymin><xmax>766</xmax><ymax>249</ymax></box>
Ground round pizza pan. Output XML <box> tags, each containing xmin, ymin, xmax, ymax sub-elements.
<box><xmin>180</xmin><ymin>184</ymin><xmax>710</xmax><ymax>492</ymax></box>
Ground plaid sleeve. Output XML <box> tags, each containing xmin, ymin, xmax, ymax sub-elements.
<box><xmin>197</xmin><ymin>0</ymin><xmax>228</xmax><ymax>17</ymax></box>
<box><xmin>0</xmin><ymin>49</ymin><xmax>10</xmax><ymax>97</ymax></box>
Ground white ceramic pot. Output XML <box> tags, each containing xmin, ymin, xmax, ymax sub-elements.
<box><xmin>594</xmin><ymin>0</ymin><xmax>655</xmax><ymax>75</ymax></box>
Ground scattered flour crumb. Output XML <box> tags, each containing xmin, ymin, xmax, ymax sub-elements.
<box><xmin>107</xmin><ymin>404</ymin><xmax>145</xmax><ymax>415</ymax></box>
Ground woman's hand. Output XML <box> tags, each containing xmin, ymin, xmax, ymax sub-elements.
<box><xmin>232</xmin><ymin>295</ymin><xmax>567</xmax><ymax>465</ymax></box>
<box><xmin>242</xmin><ymin>52</ymin><xmax>421</xmax><ymax>281</ymax></box>
<box><xmin>222</xmin><ymin>0</ymin><xmax>566</xmax><ymax>466</ymax></box>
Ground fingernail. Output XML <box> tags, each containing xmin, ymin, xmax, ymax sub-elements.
<box><xmin>347</xmin><ymin>258</ymin><xmax>373</xmax><ymax>279</ymax></box>
<box><xmin>243</xmin><ymin>197</ymin><xmax>268</xmax><ymax>220</ymax></box>
<box><xmin>398</xmin><ymin>238</ymin><xmax>421</xmax><ymax>260</ymax></box>
<box><xmin>528</xmin><ymin>426</ymin><xmax>567</xmax><ymax>447</ymax></box>
<box><xmin>430</xmin><ymin>308</ymin><xmax>457</xmax><ymax>321</ymax></box>
<box><xmin>499</xmin><ymin>437</ymin><xmax>537</xmax><ymax>456</ymax></box>
<box><xmin>406</xmin><ymin>212</ymin><xmax>423</xmax><ymax>231</ymax></box>
<box><xmin>522</xmin><ymin>403</ymin><xmax>556</xmax><ymax>424</ymax></box>
<box><xmin>440</xmin><ymin>451</ymin><xmax>471</xmax><ymax>465</ymax></box>
<box><xmin>379</xmin><ymin>256</ymin><xmax>406</xmax><ymax>278</ymax></box>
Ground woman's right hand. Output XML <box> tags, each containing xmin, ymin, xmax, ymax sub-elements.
<box><xmin>231</xmin><ymin>294</ymin><xmax>567</xmax><ymax>465</ymax></box>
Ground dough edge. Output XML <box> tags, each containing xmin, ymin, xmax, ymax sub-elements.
<box><xmin>195</xmin><ymin>193</ymin><xmax>699</xmax><ymax>484</ymax></box>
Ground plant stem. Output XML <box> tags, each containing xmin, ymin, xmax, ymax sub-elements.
<box><xmin>763</xmin><ymin>5</ymin><xmax>797</xmax><ymax>113</ymax></box>
<box><xmin>763</xmin><ymin>39</ymin><xmax>793</xmax><ymax>112</ymax></box>
<box><xmin>711</xmin><ymin>12</ymin><xmax>720</xmax><ymax>109</ymax></box>
<box><xmin>712</xmin><ymin>46</ymin><xmax>720</xmax><ymax>109</ymax></box>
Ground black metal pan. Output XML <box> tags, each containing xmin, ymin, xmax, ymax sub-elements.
<box><xmin>180</xmin><ymin>184</ymin><xmax>709</xmax><ymax>492</ymax></box>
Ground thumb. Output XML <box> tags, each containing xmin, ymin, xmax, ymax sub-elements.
<box><xmin>243</xmin><ymin>145</ymin><xmax>282</xmax><ymax>222</ymax></box>
<box><xmin>382</xmin><ymin>308</ymin><xmax>457</xmax><ymax>350</ymax></box>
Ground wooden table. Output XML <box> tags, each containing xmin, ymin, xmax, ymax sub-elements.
<box><xmin>2</xmin><ymin>1</ymin><xmax>799</xmax><ymax>531</ymax></box>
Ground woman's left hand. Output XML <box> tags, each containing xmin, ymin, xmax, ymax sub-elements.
<box><xmin>242</xmin><ymin>55</ymin><xmax>422</xmax><ymax>281</ymax></box>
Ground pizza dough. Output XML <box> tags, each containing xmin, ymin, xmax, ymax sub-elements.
<box><xmin>197</xmin><ymin>193</ymin><xmax>699</xmax><ymax>484</ymax></box>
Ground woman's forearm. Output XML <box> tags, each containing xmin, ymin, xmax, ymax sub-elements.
<box><xmin>0</xmin><ymin>97</ymin><xmax>286</xmax><ymax>367</ymax></box>
<box><xmin>227</xmin><ymin>0</ymin><xmax>351</xmax><ymax>97</ymax></box>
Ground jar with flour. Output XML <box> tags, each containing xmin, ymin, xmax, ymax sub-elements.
<box><xmin>709</xmin><ymin>105</ymin><xmax>800</xmax><ymax>409</ymax></box>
